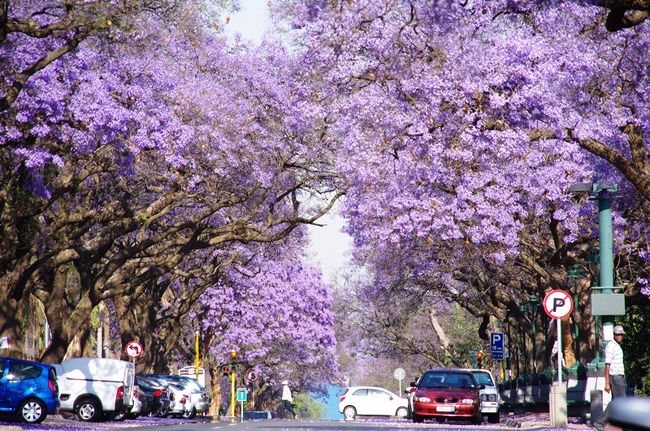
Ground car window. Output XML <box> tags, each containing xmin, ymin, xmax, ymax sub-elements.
<box><xmin>0</xmin><ymin>360</ymin><xmax>5</xmax><ymax>379</ymax></box>
<box><xmin>352</xmin><ymin>388</ymin><xmax>368</xmax><ymax>396</ymax></box>
<box><xmin>8</xmin><ymin>361</ymin><xmax>42</xmax><ymax>381</ymax></box>
<box><xmin>368</xmin><ymin>389</ymin><xmax>391</xmax><ymax>399</ymax></box>
<box><xmin>420</xmin><ymin>371</ymin><xmax>477</xmax><ymax>388</ymax></box>
<box><xmin>471</xmin><ymin>371</ymin><xmax>494</xmax><ymax>386</ymax></box>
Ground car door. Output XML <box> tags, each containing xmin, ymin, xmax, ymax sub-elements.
<box><xmin>367</xmin><ymin>389</ymin><xmax>393</xmax><ymax>415</ymax></box>
<box><xmin>5</xmin><ymin>361</ymin><xmax>43</xmax><ymax>408</ymax></box>
<box><xmin>349</xmin><ymin>388</ymin><xmax>369</xmax><ymax>415</ymax></box>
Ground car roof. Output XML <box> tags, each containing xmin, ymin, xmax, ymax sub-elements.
<box><xmin>347</xmin><ymin>386</ymin><xmax>394</xmax><ymax>391</ymax></box>
<box><xmin>423</xmin><ymin>368</ymin><xmax>474</xmax><ymax>374</ymax></box>
<box><xmin>0</xmin><ymin>356</ymin><xmax>50</xmax><ymax>367</ymax></box>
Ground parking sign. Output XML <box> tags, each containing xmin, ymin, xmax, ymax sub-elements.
<box><xmin>490</xmin><ymin>332</ymin><xmax>504</xmax><ymax>360</ymax></box>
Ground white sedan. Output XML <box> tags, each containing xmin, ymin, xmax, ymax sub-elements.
<box><xmin>338</xmin><ymin>386</ymin><xmax>408</xmax><ymax>420</ymax></box>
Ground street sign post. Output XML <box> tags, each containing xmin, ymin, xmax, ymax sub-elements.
<box><xmin>490</xmin><ymin>332</ymin><xmax>504</xmax><ymax>360</ymax></box>
<box><xmin>393</xmin><ymin>368</ymin><xmax>406</xmax><ymax>395</ymax></box>
<box><xmin>236</xmin><ymin>388</ymin><xmax>247</xmax><ymax>422</ymax></box>
<box><xmin>543</xmin><ymin>289</ymin><xmax>574</xmax><ymax>385</ymax></box>
<box><xmin>543</xmin><ymin>290</ymin><xmax>573</xmax><ymax>429</ymax></box>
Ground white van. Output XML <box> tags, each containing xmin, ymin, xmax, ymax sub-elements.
<box><xmin>56</xmin><ymin>358</ymin><xmax>135</xmax><ymax>421</ymax></box>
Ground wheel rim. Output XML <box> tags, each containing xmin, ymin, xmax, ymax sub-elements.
<box><xmin>344</xmin><ymin>407</ymin><xmax>355</xmax><ymax>419</ymax></box>
<box><xmin>397</xmin><ymin>408</ymin><xmax>407</xmax><ymax>417</ymax></box>
<box><xmin>79</xmin><ymin>403</ymin><xmax>96</xmax><ymax>420</ymax></box>
<box><xmin>22</xmin><ymin>401</ymin><xmax>43</xmax><ymax>422</ymax></box>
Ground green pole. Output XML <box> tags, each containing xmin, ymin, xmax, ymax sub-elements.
<box><xmin>598</xmin><ymin>192</ymin><xmax>614</xmax><ymax>360</ymax></box>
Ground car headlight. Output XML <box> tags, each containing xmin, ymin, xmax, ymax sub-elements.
<box><xmin>488</xmin><ymin>394</ymin><xmax>497</xmax><ymax>402</ymax></box>
<box><xmin>415</xmin><ymin>396</ymin><xmax>431</xmax><ymax>402</ymax></box>
<box><xmin>461</xmin><ymin>398</ymin><xmax>478</xmax><ymax>405</ymax></box>
<box><xmin>481</xmin><ymin>394</ymin><xmax>488</xmax><ymax>401</ymax></box>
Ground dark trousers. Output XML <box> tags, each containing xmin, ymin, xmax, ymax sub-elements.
<box><xmin>593</xmin><ymin>374</ymin><xmax>626</xmax><ymax>431</ymax></box>
<box><xmin>281</xmin><ymin>400</ymin><xmax>296</xmax><ymax>419</ymax></box>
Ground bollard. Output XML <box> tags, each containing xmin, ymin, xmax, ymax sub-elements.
<box><xmin>590</xmin><ymin>389</ymin><xmax>603</xmax><ymax>426</ymax></box>
<box><xmin>550</xmin><ymin>384</ymin><xmax>568</xmax><ymax>427</ymax></box>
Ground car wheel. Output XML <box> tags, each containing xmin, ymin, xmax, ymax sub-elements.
<box><xmin>343</xmin><ymin>405</ymin><xmax>356</xmax><ymax>420</ymax></box>
<box><xmin>181</xmin><ymin>406</ymin><xmax>197</xmax><ymax>419</ymax></box>
<box><xmin>488</xmin><ymin>411</ymin><xmax>500</xmax><ymax>423</ymax></box>
<box><xmin>18</xmin><ymin>398</ymin><xmax>47</xmax><ymax>423</ymax></box>
<box><xmin>396</xmin><ymin>407</ymin><xmax>407</xmax><ymax>418</ymax></box>
<box><xmin>472</xmin><ymin>411</ymin><xmax>483</xmax><ymax>424</ymax></box>
<box><xmin>412</xmin><ymin>413</ymin><xmax>424</xmax><ymax>423</ymax></box>
<box><xmin>76</xmin><ymin>398</ymin><xmax>102</xmax><ymax>422</ymax></box>
<box><xmin>156</xmin><ymin>405</ymin><xmax>170</xmax><ymax>418</ymax></box>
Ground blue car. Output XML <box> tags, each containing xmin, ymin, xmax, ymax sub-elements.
<box><xmin>0</xmin><ymin>357</ymin><xmax>59</xmax><ymax>423</ymax></box>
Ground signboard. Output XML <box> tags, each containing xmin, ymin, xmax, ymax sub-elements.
<box><xmin>543</xmin><ymin>290</ymin><xmax>574</xmax><ymax>319</ymax></box>
<box><xmin>490</xmin><ymin>332</ymin><xmax>504</xmax><ymax>360</ymax></box>
<box><xmin>393</xmin><ymin>368</ymin><xmax>406</xmax><ymax>381</ymax></box>
<box><xmin>236</xmin><ymin>387</ymin><xmax>247</xmax><ymax>402</ymax></box>
<box><xmin>125</xmin><ymin>340</ymin><xmax>143</xmax><ymax>358</ymax></box>
<box><xmin>246</xmin><ymin>371</ymin><xmax>258</xmax><ymax>382</ymax></box>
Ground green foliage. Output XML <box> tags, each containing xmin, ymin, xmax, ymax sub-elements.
<box><xmin>90</xmin><ymin>305</ymin><xmax>101</xmax><ymax>329</ymax></box>
<box><xmin>617</xmin><ymin>305</ymin><xmax>650</xmax><ymax>396</ymax></box>
<box><xmin>293</xmin><ymin>393</ymin><xmax>325</xmax><ymax>419</ymax></box>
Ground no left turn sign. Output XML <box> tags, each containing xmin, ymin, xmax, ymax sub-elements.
<box><xmin>125</xmin><ymin>340</ymin><xmax>144</xmax><ymax>358</ymax></box>
<box><xmin>543</xmin><ymin>290</ymin><xmax>574</xmax><ymax>319</ymax></box>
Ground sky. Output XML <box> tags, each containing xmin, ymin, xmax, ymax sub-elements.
<box><xmin>225</xmin><ymin>0</ymin><xmax>354</xmax><ymax>283</ymax></box>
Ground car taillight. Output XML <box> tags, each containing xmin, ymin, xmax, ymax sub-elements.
<box><xmin>153</xmin><ymin>389</ymin><xmax>161</xmax><ymax>397</ymax></box>
<box><xmin>339</xmin><ymin>395</ymin><xmax>346</xmax><ymax>402</ymax></box>
<box><xmin>48</xmin><ymin>377</ymin><xmax>57</xmax><ymax>395</ymax></box>
<box><xmin>180</xmin><ymin>397</ymin><xmax>186</xmax><ymax>404</ymax></box>
<box><xmin>162</xmin><ymin>389</ymin><xmax>167</xmax><ymax>395</ymax></box>
<box><xmin>409</xmin><ymin>387</ymin><xmax>417</xmax><ymax>393</ymax></box>
<box><xmin>133</xmin><ymin>389</ymin><xmax>138</xmax><ymax>398</ymax></box>
<box><xmin>169</xmin><ymin>392</ymin><xmax>175</xmax><ymax>401</ymax></box>
<box><xmin>116</xmin><ymin>385</ymin><xmax>124</xmax><ymax>399</ymax></box>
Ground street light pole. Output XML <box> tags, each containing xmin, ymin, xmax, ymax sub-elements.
<box><xmin>569</xmin><ymin>181</ymin><xmax>618</xmax><ymax>363</ymax></box>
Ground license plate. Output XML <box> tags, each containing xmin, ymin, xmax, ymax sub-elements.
<box><xmin>436</xmin><ymin>406</ymin><xmax>455</xmax><ymax>413</ymax></box>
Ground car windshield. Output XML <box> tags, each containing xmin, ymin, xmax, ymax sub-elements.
<box><xmin>419</xmin><ymin>371</ymin><xmax>477</xmax><ymax>389</ymax></box>
<box><xmin>471</xmin><ymin>371</ymin><xmax>494</xmax><ymax>386</ymax></box>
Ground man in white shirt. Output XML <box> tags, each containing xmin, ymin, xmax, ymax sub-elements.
<box><xmin>593</xmin><ymin>325</ymin><xmax>627</xmax><ymax>431</ymax></box>
<box><xmin>281</xmin><ymin>380</ymin><xmax>297</xmax><ymax>419</ymax></box>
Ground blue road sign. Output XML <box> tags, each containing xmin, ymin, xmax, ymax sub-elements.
<box><xmin>490</xmin><ymin>332</ymin><xmax>504</xmax><ymax>360</ymax></box>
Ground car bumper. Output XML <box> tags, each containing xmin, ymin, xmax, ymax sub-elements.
<box><xmin>414</xmin><ymin>402</ymin><xmax>479</xmax><ymax>418</ymax></box>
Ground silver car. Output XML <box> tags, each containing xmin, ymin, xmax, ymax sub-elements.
<box><xmin>145</xmin><ymin>374</ymin><xmax>209</xmax><ymax>418</ymax></box>
<box><xmin>469</xmin><ymin>369</ymin><xmax>500</xmax><ymax>423</ymax></box>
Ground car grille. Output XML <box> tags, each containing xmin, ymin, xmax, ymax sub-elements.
<box><xmin>435</xmin><ymin>397</ymin><xmax>459</xmax><ymax>403</ymax></box>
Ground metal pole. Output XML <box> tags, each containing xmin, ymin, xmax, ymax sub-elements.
<box><xmin>240</xmin><ymin>400</ymin><xmax>243</xmax><ymax>422</ymax></box>
<box><xmin>230</xmin><ymin>371</ymin><xmax>236</xmax><ymax>417</ymax></box>
<box><xmin>557</xmin><ymin>318</ymin><xmax>562</xmax><ymax>385</ymax></box>
<box><xmin>598</xmin><ymin>193</ymin><xmax>614</xmax><ymax>347</ymax></box>
<box><xmin>195</xmin><ymin>331</ymin><xmax>200</xmax><ymax>381</ymax></box>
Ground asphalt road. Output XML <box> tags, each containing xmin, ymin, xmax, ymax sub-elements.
<box><xmin>0</xmin><ymin>413</ymin><xmax>604</xmax><ymax>431</ymax></box>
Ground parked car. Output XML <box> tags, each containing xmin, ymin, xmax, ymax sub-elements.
<box><xmin>469</xmin><ymin>369</ymin><xmax>500</xmax><ymax>423</ymax></box>
<box><xmin>145</xmin><ymin>374</ymin><xmax>209</xmax><ymax>418</ymax></box>
<box><xmin>338</xmin><ymin>386</ymin><xmax>408</xmax><ymax>420</ymax></box>
<box><xmin>114</xmin><ymin>385</ymin><xmax>143</xmax><ymax>421</ymax></box>
<box><xmin>166</xmin><ymin>383</ymin><xmax>192</xmax><ymax>417</ymax></box>
<box><xmin>0</xmin><ymin>357</ymin><xmax>59</xmax><ymax>423</ymax></box>
<box><xmin>135</xmin><ymin>376</ymin><xmax>172</xmax><ymax>417</ymax></box>
<box><xmin>412</xmin><ymin>368</ymin><xmax>482</xmax><ymax>424</ymax></box>
<box><xmin>56</xmin><ymin>358</ymin><xmax>135</xmax><ymax>421</ymax></box>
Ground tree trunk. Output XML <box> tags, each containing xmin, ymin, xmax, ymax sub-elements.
<box><xmin>207</xmin><ymin>360</ymin><xmax>222</xmax><ymax>417</ymax></box>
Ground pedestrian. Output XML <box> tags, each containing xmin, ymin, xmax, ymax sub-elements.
<box><xmin>592</xmin><ymin>325</ymin><xmax>627</xmax><ymax>431</ymax></box>
<box><xmin>281</xmin><ymin>380</ymin><xmax>297</xmax><ymax>419</ymax></box>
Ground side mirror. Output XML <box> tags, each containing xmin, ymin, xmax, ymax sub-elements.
<box><xmin>608</xmin><ymin>397</ymin><xmax>650</xmax><ymax>431</ymax></box>
<box><xmin>480</xmin><ymin>384</ymin><xmax>486</xmax><ymax>390</ymax></box>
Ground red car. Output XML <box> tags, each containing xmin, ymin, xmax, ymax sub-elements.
<box><xmin>412</xmin><ymin>368</ymin><xmax>482</xmax><ymax>424</ymax></box>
